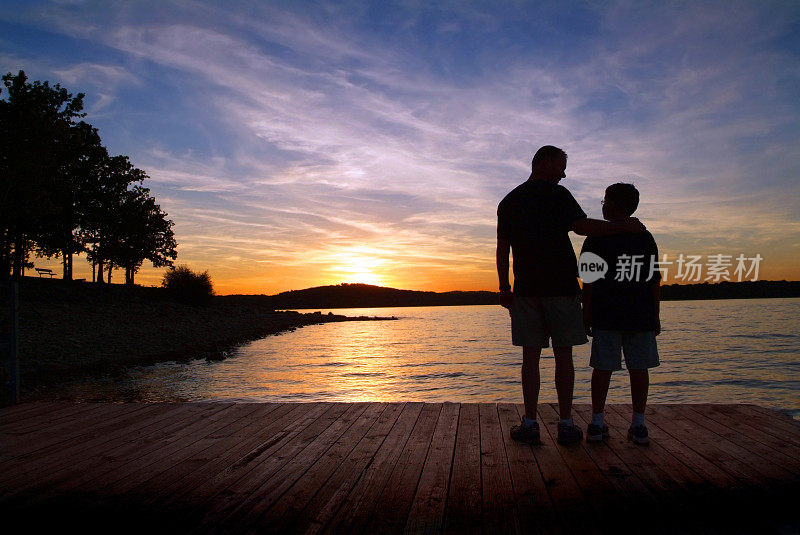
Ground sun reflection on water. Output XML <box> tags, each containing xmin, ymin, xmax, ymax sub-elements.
<box><xmin>53</xmin><ymin>299</ymin><xmax>800</xmax><ymax>419</ymax></box>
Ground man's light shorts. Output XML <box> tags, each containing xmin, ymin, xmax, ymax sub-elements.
<box><xmin>590</xmin><ymin>330</ymin><xmax>659</xmax><ymax>371</ymax></box>
<box><xmin>511</xmin><ymin>294</ymin><xmax>588</xmax><ymax>348</ymax></box>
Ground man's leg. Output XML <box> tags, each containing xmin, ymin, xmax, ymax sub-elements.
<box><xmin>552</xmin><ymin>345</ymin><xmax>574</xmax><ymax>420</ymax></box>
<box><xmin>591</xmin><ymin>369</ymin><xmax>613</xmax><ymax>415</ymax></box>
<box><xmin>522</xmin><ymin>346</ymin><xmax>542</xmax><ymax>421</ymax></box>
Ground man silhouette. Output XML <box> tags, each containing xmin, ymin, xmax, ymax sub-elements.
<box><xmin>497</xmin><ymin>145</ymin><xmax>644</xmax><ymax>445</ymax></box>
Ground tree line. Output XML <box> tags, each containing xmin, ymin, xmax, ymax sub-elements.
<box><xmin>0</xmin><ymin>70</ymin><xmax>177</xmax><ymax>284</ymax></box>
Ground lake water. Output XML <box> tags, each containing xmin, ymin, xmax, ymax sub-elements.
<box><xmin>58</xmin><ymin>298</ymin><xmax>800</xmax><ymax>419</ymax></box>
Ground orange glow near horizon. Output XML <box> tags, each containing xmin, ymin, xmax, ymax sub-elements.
<box><xmin>27</xmin><ymin>240</ymin><xmax>800</xmax><ymax>296</ymax></box>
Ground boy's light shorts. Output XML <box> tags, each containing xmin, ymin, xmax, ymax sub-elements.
<box><xmin>511</xmin><ymin>294</ymin><xmax>588</xmax><ymax>348</ymax></box>
<box><xmin>590</xmin><ymin>330</ymin><xmax>659</xmax><ymax>371</ymax></box>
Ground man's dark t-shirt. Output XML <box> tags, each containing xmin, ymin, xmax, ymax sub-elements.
<box><xmin>497</xmin><ymin>179</ymin><xmax>587</xmax><ymax>297</ymax></box>
<box><xmin>581</xmin><ymin>232</ymin><xmax>660</xmax><ymax>331</ymax></box>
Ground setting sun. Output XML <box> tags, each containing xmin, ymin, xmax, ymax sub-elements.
<box><xmin>326</xmin><ymin>247</ymin><xmax>388</xmax><ymax>286</ymax></box>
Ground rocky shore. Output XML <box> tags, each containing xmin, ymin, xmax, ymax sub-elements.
<box><xmin>2</xmin><ymin>277</ymin><xmax>394</xmax><ymax>400</ymax></box>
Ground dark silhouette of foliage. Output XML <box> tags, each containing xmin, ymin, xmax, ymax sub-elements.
<box><xmin>162</xmin><ymin>265</ymin><xmax>214</xmax><ymax>305</ymax></box>
<box><xmin>0</xmin><ymin>70</ymin><xmax>85</xmax><ymax>279</ymax></box>
<box><xmin>1</xmin><ymin>70</ymin><xmax>177</xmax><ymax>284</ymax></box>
<box><xmin>113</xmin><ymin>184</ymin><xmax>178</xmax><ymax>285</ymax></box>
<box><xmin>35</xmin><ymin>121</ymin><xmax>106</xmax><ymax>280</ymax></box>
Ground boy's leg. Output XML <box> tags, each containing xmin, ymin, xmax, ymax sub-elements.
<box><xmin>522</xmin><ymin>346</ymin><xmax>542</xmax><ymax>421</ymax></box>
<box><xmin>622</xmin><ymin>331</ymin><xmax>657</xmax><ymax>445</ymax></box>
<box><xmin>552</xmin><ymin>345</ymin><xmax>574</xmax><ymax>420</ymax></box>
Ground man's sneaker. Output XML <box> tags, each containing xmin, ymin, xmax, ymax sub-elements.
<box><xmin>627</xmin><ymin>424</ymin><xmax>650</xmax><ymax>445</ymax></box>
<box><xmin>557</xmin><ymin>423</ymin><xmax>583</xmax><ymax>445</ymax></box>
<box><xmin>586</xmin><ymin>423</ymin><xmax>609</xmax><ymax>442</ymax></box>
<box><xmin>510</xmin><ymin>421</ymin><xmax>541</xmax><ymax>444</ymax></box>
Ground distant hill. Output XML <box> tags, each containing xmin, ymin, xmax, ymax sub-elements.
<box><xmin>227</xmin><ymin>283</ymin><xmax>498</xmax><ymax>309</ymax></box>
<box><xmin>225</xmin><ymin>280</ymin><xmax>800</xmax><ymax>309</ymax></box>
<box><xmin>659</xmin><ymin>280</ymin><xmax>800</xmax><ymax>301</ymax></box>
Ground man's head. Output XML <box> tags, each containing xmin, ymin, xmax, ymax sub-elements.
<box><xmin>531</xmin><ymin>145</ymin><xmax>567</xmax><ymax>183</ymax></box>
<box><xmin>603</xmin><ymin>182</ymin><xmax>639</xmax><ymax>220</ymax></box>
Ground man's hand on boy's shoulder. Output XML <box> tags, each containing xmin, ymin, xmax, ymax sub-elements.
<box><xmin>620</xmin><ymin>217</ymin><xmax>646</xmax><ymax>233</ymax></box>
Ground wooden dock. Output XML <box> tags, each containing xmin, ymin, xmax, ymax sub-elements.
<box><xmin>1</xmin><ymin>402</ymin><xmax>799</xmax><ymax>533</ymax></box>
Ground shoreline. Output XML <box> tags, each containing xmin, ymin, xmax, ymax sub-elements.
<box><xmin>3</xmin><ymin>278</ymin><xmax>395</xmax><ymax>403</ymax></box>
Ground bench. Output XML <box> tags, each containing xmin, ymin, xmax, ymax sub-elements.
<box><xmin>35</xmin><ymin>268</ymin><xmax>56</xmax><ymax>278</ymax></box>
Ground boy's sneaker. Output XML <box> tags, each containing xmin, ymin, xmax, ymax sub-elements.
<box><xmin>627</xmin><ymin>424</ymin><xmax>650</xmax><ymax>445</ymax></box>
<box><xmin>586</xmin><ymin>423</ymin><xmax>609</xmax><ymax>442</ymax></box>
<box><xmin>557</xmin><ymin>423</ymin><xmax>583</xmax><ymax>445</ymax></box>
<box><xmin>510</xmin><ymin>421</ymin><xmax>541</xmax><ymax>444</ymax></box>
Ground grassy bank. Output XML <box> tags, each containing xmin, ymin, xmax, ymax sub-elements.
<box><xmin>1</xmin><ymin>277</ymin><xmax>393</xmax><ymax>401</ymax></box>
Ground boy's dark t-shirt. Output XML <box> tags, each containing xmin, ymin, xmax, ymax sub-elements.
<box><xmin>581</xmin><ymin>231</ymin><xmax>660</xmax><ymax>331</ymax></box>
<box><xmin>497</xmin><ymin>180</ymin><xmax>587</xmax><ymax>297</ymax></box>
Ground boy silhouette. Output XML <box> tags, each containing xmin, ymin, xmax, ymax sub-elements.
<box><xmin>580</xmin><ymin>183</ymin><xmax>661</xmax><ymax>445</ymax></box>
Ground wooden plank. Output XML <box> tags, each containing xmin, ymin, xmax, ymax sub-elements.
<box><xmin>174</xmin><ymin>402</ymin><xmax>347</xmax><ymax>527</ymax></box>
<box><xmin>576</xmin><ymin>404</ymin><xmax>707</xmax><ymax>531</ymax></box>
<box><xmin>192</xmin><ymin>403</ymin><xmax>367</xmax><ymax>532</ymax></box>
<box><xmin>237</xmin><ymin>403</ymin><xmax>389</xmax><ymax>533</ymax></box>
<box><xmin>715</xmin><ymin>404</ymin><xmax>800</xmax><ymax>451</ymax></box>
<box><xmin>513</xmin><ymin>404</ymin><xmax>594</xmax><ymax>533</ymax></box>
<box><xmin>326</xmin><ymin>402</ymin><xmax>425</xmax><ymax>534</ymax></box>
<box><xmin>686</xmin><ymin>405</ymin><xmax>800</xmax><ymax>469</ymax></box>
<box><xmin>745</xmin><ymin>404</ymin><xmax>800</xmax><ymax>429</ymax></box>
<box><xmin>622</xmin><ymin>405</ymin><xmax>747</xmax><ymax>493</ymax></box>
<box><xmin>479</xmin><ymin>403</ymin><xmax>520</xmax><ymax>535</ymax></box>
<box><xmin>573</xmin><ymin>404</ymin><xmax>686</xmax><ymax>500</ymax></box>
<box><xmin>92</xmin><ymin>404</ymin><xmax>269</xmax><ymax>501</ymax></box>
<box><xmin>496</xmin><ymin>402</ymin><xmax>557</xmax><ymax>534</ymax></box>
<box><xmin>0</xmin><ymin>402</ymin><xmax>193</xmax><ymax>493</ymax></box>
<box><xmin>2</xmin><ymin>402</ymin><xmax>799</xmax><ymax>534</ymax></box>
<box><xmin>0</xmin><ymin>401</ymin><xmax>76</xmax><ymax>425</ymax></box>
<box><xmin>361</xmin><ymin>402</ymin><xmax>442</xmax><ymax>534</ymax></box>
<box><xmin>402</xmin><ymin>402</ymin><xmax>460</xmax><ymax>535</ymax></box>
<box><xmin>678</xmin><ymin>405</ymin><xmax>800</xmax><ymax>476</ymax></box>
<box><xmin>134</xmin><ymin>402</ymin><xmax>302</xmax><ymax>508</ymax></box>
<box><xmin>0</xmin><ymin>402</ymin><xmax>155</xmax><ymax>463</ymax></box>
<box><xmin>442</xmin><ymin>403</ymin><xmax>481</xmax><ymax>535</ymax></box>
<box><xmin>0</xmin><ymin>401</ymin><xmax>126</xmax><ymax>438</ymax></box>
<box><xmin>646</xmin><ymin>405</ymin><xmax>785</xmax><ymax>491</ymax></box>
<box><xmin>18</xmin><ymin>403</ymin><xmax>239</xmax><ymax>502</ymax></box>
<box><xmin>664</xmin><ymin>404</ymin><xmax>796</xmax><ymax>482</ymax></box>
<box><xmin>542</xmin><ymin>403</ymin><xmax>651</xmax><ymax>507</ymax></box>
<box><xmin>287</xmin><ymin>403</ymin><xmax>409</xmax><ymax>534</ymax></box>
<box><xmin>643</xmin><ymin>405</ymin><xmax>800</xmax><ymax>532</ymax></box>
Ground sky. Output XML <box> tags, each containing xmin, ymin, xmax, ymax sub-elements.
<box><xmin>2</xmin><ymin>0</ymin><xmax>799</xmax><ymax>295</ymax></box>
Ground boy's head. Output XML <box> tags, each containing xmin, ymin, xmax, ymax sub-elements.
<box><xmin>603</xmin><ymin>183</ymin><xmax>639</xmax><ymax>220</ymax></box>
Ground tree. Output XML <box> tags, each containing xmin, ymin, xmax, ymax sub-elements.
<box><xmin>2</xmin><ymin>70</ymin><xmax>179</xmax><ymax>285</ymax></box>
<box><xmin>108</xmin><ymin>182</ymin><xmax>177</xmax><ymax>285</ymax></box>
<box><xmin>0</xmin><ymin>70</ymin><xmax>85</xmax><ymax>279</ymax></box>
<box><xmin>80</xmin><ymin>154</ymin><xmax>140</xmax><ymax>283</ymax></box>
<box><xmin>162</xmin><ymin>265</ymin><xmax>214</xmax><ymax>305</ymax></box>
<box><xmin>34</xmin><ymin>121</ymin><xmax>106</xmax><ymax>280</ymax></box>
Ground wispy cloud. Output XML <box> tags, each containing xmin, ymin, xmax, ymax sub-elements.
<box><xmin>2</xmin><ymin>0</ymin><xmax>798</xmax><ymax>292</ymax></box>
